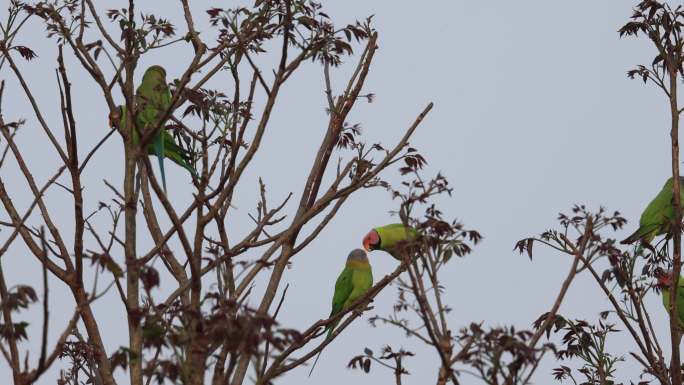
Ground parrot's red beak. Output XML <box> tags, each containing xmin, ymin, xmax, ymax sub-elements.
<box><xmin>362</xmin><ymin>230</ymin><xmax>379</xmax><ymax>252</ymax></box>
<box><xmin>108</xmin><ymin>107</ymin><xmax>121</xmax><ymax>129</ymax></box>
<box><xmin>657</xmin><ymin>270</ymin><xmax>674</xmax><ymax>289</ymax></box>
<box><xmin>108</xmin><ymin>111</ymin><xmax>116</xmax><ymax>128</ymax></box>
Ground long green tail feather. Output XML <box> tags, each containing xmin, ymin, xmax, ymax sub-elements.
<box><xmin>309</xmin><ymin>351</ymin><xmax>323</xmax><ymax>377</ymax></box>
<box><xmin>308</xmin><ymin>326</ymin><xmax>335</xmax><ymax>377</ymax></box>
<box><xmin>309</xmin><ymin>314</ymin><xmax>340</xmax><ymax>376</ymax></box>
<box><xmin>153</xmin><ymin>135</ymin><xmax>166</xmax><ymax>192</ymax></box>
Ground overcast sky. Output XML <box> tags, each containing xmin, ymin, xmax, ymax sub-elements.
<box><xmin>0</xmin><ymin>1</ymin><xmax>677</xmax><ymax>384</ymax></box>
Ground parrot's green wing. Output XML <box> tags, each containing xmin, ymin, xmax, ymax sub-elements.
<box><xmin>662</xmin><ymin>276</ymin><xmax>684</xmax><ymax>328</ymax></box>
<box><xmin>637</xmin><ymin>179</ymin><xmax>678</xmax><ymax>240</ymax></box>
<box><xmin>343</xmin><ymin>268</ymin><xmax>373</xmax><ymax>308</ymax></box>
<box><xmin>115</xmin><ymin>104</ymin><xmax>146</xmax><ymax>147</ymax></box>
<box><xmin>328</xmin><ymin>267</ymin><xmax>354</xmax><ymax>335</ymax></box>
<box><xmin>376</xmin><ymin>223</ymin><xmax>419</xmax><ymax>260</ymax></box>
<box><xmin>377</xmin><ymin>223</ymin><xmax>419</xmax><ymax>249</ymax></box>
<box><xmin>623</xmin><ymin>177</ymin><xmax>684</xmax><ymax>244</ymax></box>
<box><xmin>161</xmin><ymin>130</ymin><xmax>197</xmax><ymax>178</ymax></box>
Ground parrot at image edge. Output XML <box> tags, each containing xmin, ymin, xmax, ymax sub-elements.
<box><xmin>621</xmin><ymin>176</ymin><xmax>684</xmax><ymax>245</ymax></box>
<box><xmin>656</xmin><ymin>271</ymin><xmax>684</xmax><ymax>328</ymax></box>
<box><xmin>110</xmin><ymin>65</ymin><xmax>196</xmax><ymax>191</ymax></box>
<box><xmin>363</xmin><ymin>223</ymin><xmax>419</xmax><ymax>260</ymax></box>
<box><xmin>309</xmin><ymin>249</ymin><xmax>373</xmax><ymax>376</ymax></box>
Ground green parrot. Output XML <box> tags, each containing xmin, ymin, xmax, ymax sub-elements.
<box><xmin>363</xmin><ymin>223</ymin><xmax>419</xmax><ymax>260</ymax></box>
<box><xmin>136</xmin><ymin>65</ymin><xmax>174</xmax><ymax>191</ymax></box>
<box><xmin>110</xmin><ymin>65</ymin><xmax>196</xmax><ymax>188</ymax></box>
<box><xmin>309</xmin><ymin>248</ymin><xmax>373</xmax><ymax>376</ymax></box>
<box><xmin>621</xmin><ymin>176</ymin><xmax>684</xmax><ymax>245</ymax></box>
<box><xmin>656</xmin><ymin>270</ymin><xmax>684</xmax><ymax>328</ymax></box>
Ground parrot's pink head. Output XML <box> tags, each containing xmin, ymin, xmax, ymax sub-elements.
<box><xmin>363</xmin><ymin>229</ymin><xmax>380</xmax><ymax>252</ymax></box>
<box><xmin>656</xmin><ymin>270</ymin><xmax>674</xmax><ymax>289</ymax></box>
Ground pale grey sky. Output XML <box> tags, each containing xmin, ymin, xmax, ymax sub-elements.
<box><xmin>0</xmin><ymin>1</ymin><xmax>675</xmax><ymax>384</ymax></box>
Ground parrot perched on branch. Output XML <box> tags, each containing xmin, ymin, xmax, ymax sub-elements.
<box><xmin>363</xmin><ymin>223</ymin><xmax>419</xmax><ymax>260</ymax></box>
<box><xmin>137</xmin><ymin>65</ymin><xmax>171</xmax><ymax>190</ymax></box>
<box><xmin>110</xmin><ymin>65</ymin><xmax>196</xmax><ymax>190</ymax></box>
<box><xmin>621</xmin><ymin>176</ymin><xmax>684</xmax><ymax>246</ymax></box>
<box><xmin>309</xmin><ymin>248</ymin><xmax>373</xmax><ymax>376</ymax></box>
<box><xmin>656</xmin><ymin>270</ymin><xmax>684</xmax><ymax>328</ymax></box>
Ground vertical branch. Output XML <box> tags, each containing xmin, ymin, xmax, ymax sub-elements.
<box><xmin>425</xmin><ymin>254</ymin><xmax>448</xmax><ymax>335</ymax></box>
<box><xmin>38</xmin><ymin>234</ymin><xmax>49</xmax><ymax>373</ymax></box>
<box><xmin>394</xmin><ymin>356</ymin><xmax>404</xmax><ymax>385</ymax></box>
<box><xmin>621</xmin><ymin>8</ymin><xmax>684</xmax><ymax>383</ymax></box>
<box><xmin>57</xmin><ymin>46</ymin><xmax>85</xmax><ymax>287</ymax></box>
<box><xmin>124</xmin><ymin>120</ymin><xmax>142</xmax><ymax>385</ymax></box>
<box><xmin>667</xmin><ymin>39</ymin><xmax>683</xmax><ymax>385</ymax></box>
<box><xmin>70</xmin><ymin>286</ymin><xmax>117</xmax><ymax>385</ymax></box>
<box><xmin>121</xmin><ymin>2</ymin><xmax>142</xmax><ymax>382</ymax></box>
<box><xmin>189</xmin><ymin>183</ymin><xmax>207</xmax><ymax>385</ymax></box>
